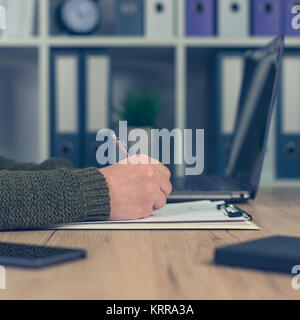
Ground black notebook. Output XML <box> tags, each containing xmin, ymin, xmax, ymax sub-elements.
<box><xmin>214</xmin><ymin>236</ymin><xmax>300</xmax><ymax>274</ymax></box>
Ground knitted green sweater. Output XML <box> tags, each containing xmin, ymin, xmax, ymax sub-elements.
<box><xmin>0</xmin><ymin>156</ymin><xmax>110</xmax><ymax>231</ymax></box>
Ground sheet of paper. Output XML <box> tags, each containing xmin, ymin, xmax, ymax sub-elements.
<box><xmin>48</xmin><ymin>201</ymin><xmax>260</xmax><ymax>230</ymax></box>
<box><xmin>94</xmin><ymin>201</ymin><xmax>245</xmax><ymax>224</ymax></box>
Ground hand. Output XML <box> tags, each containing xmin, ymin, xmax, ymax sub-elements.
<box><xmin>99</xmin><ymin>154</ymin><xmax>172</xmax><ymax>221</ymax></box>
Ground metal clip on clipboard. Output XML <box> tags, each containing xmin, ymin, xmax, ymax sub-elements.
<box><xmin>217</xmin><ymin>203</ymin><xmax>253</xmax><ymax>221</ymax></box>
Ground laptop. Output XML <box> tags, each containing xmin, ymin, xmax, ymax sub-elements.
<box><xmin>169</xmin><ymin>36</ymin><xmax>284</xmax><ymax>203</ymax></box>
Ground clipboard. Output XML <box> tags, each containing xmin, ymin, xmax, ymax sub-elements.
<box><xmin>48</xmin><ymin>201</ymin><xmax>260</xmax><ymax>231</ymax></box>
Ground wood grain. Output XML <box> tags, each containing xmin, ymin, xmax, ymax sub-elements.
<box><xmin>0</xmin><ymin>187</ymin><xmax>300</xmax><ymax>300</ymax></box>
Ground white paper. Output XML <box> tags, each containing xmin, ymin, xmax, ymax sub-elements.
<box><xmin>48</xmin><ymin>201</ymin><xmax>258</xmax><ymax>231</ymax></box>
<box><xmin>100</xmin><ymin>201</ymin><xmax>245</xmax><ymax>224</ymax></box>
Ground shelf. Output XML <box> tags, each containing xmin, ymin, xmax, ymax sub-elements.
<box><xmin>185</xmin><ymin>37</ymin><xmax>300</xmax><ymax>48</ymax></box>
<box><xmin>0</xmin><ymin>37</ymin><xmax>40</xmax><ymax>47</ymax></box>
<box><xmin>47</xmin><ymin>36</ymin><xmax>178</xmax><ymax>47</ymax></box>
<box><xmin>1</xmin><ymin>36</ymin><xmax>300</xmax><ymax>49</ymax></box>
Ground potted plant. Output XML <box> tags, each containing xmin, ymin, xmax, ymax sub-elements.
<box><xmin>115</xmin><ymin>90</ymin><xmax>160</xmax><ymax>154</ymax></box>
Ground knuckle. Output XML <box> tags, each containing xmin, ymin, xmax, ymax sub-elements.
<box><xmin>143</xmin><ymin>167</ymin><xmax>155</xmax><ymax>180</ymax></box>
<box><xmin>143</xmin><ymin>183</ymin><xmax>154</xmax><ymax>196</ymax></box>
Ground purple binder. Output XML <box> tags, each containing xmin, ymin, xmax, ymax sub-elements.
<box><xmin>186</xmin><ymin>0</ymin><xmax>215</xmax><ymax>36</ymax></box>
<box><xmin>252</xmin><ymin>0</ymin><xmax>282</xmax><ymax>36</ymax></box>
<box><xmin>284</xmin><ymin>0</ymin><xmax>300</xmax><ymax>36</ymax></box>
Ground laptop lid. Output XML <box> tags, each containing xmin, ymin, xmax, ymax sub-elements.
<box><xmin>225</xmin><ymin>36</ymin><xmax>284</xmax><ymax>199</ymax></box>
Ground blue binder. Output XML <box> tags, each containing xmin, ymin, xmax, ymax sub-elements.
<box><xmin>115</xmin><ymin>0</ymin><xmax>144</xmax><ymax>36</ymax></box>
<box><xmin>283</xmin><ymin>0</ymin><xmax>300</xmax><ymax>36</ymax></box>
<box><xmin>185</xmin><ymin>0</ymin><xmax>216</xmax><ymax>36</ymax></box>
<box><xmin>251</xmin><ymin>0</ymin><xmax>282</xmax><ymax>36</ymax></box>
<box><xmin>277</xmin><ymin>54</ymin><xmax>300</xmax><ymax>178</ymax></box>
<box><xmin>50</xmin><ymin>49</ymin><xmax>83</xmax><ymax>168</ymax></box>
<box><xmin>51</xmin><ymin>49</ymin><xmax>111</xmax><ymax>169</ymax></box>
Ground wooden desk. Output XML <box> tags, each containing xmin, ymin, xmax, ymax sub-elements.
<box><xmin>0</xmin><ymin>187</ymin><xmax>300</xmax><ymax>300</ymax></box>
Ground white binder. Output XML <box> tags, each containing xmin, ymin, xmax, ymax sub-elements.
<box><xmin>220</xmin><ymin>55</ymin><xmax>243</xmax><ymax>136</ymax></box>
<box><xmin>0</xmin><ymin>4</ymin><xmax>6</xmax><ymax>30</ymax></box>
<box><xmin>145</xmin><ymin>0</ymin><xmax>175</xmax><ymax>38</ymax></box>
<box><xmin>218</xmin><ymin>0</ymin><xmax>250</xmax><ymax>37</ymax></box>
<box><xmin>53</xmin><ymin>52</ymin><xmax>80</xmax><ymax>167</ymax></box>
<box><xmin>282</xmin><ymin>57</ymin><xmax>300</xmax><ymax>135</ymax></box>
<box><xmin>4</xmin><ymin>0</ymin><xmax>35</xmax><ymax>37</ymax></box>
<box><xmin>55</xmin><ymin>55</ymin><xmax>78</xmax><ymax>136</ymax></box>
<box><xmin>85</xmin><ymin>53</ymin><xmax>110</xmax><ymax>167</ymax></box>
<box><xmin>86</xmin><ymin>54</ymin><xmax>110</xmax><ymax>133</ymax></box>
<box><xmin>215</xmin><ymin>54</ymin><xmax>244</xmax><ymax>172</ymax></box>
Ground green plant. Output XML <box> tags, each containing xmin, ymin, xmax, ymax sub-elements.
<box><xmin>117</xmin><ymin>91</ymin><xmax>160</xmax><ymax>127</ymax></box>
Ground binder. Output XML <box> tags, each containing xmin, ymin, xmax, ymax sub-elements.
<box><xmin>84</xmin><ymin>51</ymin><xmax>111</xmax><ymax>167</ymax></box>
<box><xmin>185</xmin><ymin>0</ymin><xmax>216</xmax><ymax>36</ymax></box>
<box><xmin>145</xmin><ymin>0</ymin><xmax>174</xmax><ymax>38</ymax></box>
<box><xmin>261</xmin><ymin>109</ymin><xmax>276</xmax><ymax>182</ymax></box>
<box><xmin>277</xmin><ymin>55</ymin><xmax>300</xmax><ymax>178</ymax></box>
<box><xmin>0</xmin><ymin>4</ymin><xmax>6</xmax><ymax>30</ymax></box>
<box><xmin>115</xmin><ymin>0</ymin><xmax>144</xmax><ymax>36</ymax></box>
<box><xmin>283</xmin><ymin>0</ymin><xmax>300</xmax><ymax>36</ymax></box>
<box><xmin>218</xmin><ymin>0</ymin><xmax>250</xmax><ymax>37</ymax></box>
<box><xmin>4</xmin><ymin>0</ymin><xmax>36</xmax><ymax>37</ymax></box>
<box><xmin>51</xmin><ymin>50</ymin><xmax>81</xmax><ymax>168</ymax></box>
<box><xmin>23</xmin><ymin>0</ymin><xmax>35</xmax><ymax>37</ymax></box>
<box><xmin>251</xmin><ymin>0</ymin><xmax>282</xmax><ymax>36</ymax></box>
<box><xmin>215</xmin><ymin>53</ymin><xmax>244</xmax><ymax>173</ymax></box>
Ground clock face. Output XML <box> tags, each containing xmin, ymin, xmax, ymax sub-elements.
<box><xmin>60</xmin><ymin>0</ymin><xmax>100</xmax><ymax>34</ymax></box>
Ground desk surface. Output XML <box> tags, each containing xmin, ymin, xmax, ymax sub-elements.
<box><xmin>0</xmin><ymin>187</ymin><xmax>300</xmax><ymax>300</ymax></box>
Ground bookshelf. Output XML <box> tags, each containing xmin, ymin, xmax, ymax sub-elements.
<box><xmin>0</xmin><ymin>0</ymin><xmax>299</xmax><ymax>185</ymax></box>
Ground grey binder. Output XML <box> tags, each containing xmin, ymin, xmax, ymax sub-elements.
<box><xmin>115</xmin><ymin>0</ymin><xmax>144</xmax><ymax>36</ymax></box>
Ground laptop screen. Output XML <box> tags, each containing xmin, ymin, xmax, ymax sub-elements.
<box><xmin>225</xmin><ymin>37</ymin><xmax>283</xmax><ymax>198</ymax></box>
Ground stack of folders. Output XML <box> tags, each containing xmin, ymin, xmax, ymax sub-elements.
<box><xmin>186</xmin><ymin>0</ymin><xmax>300</xmax><ymax>37</ymax></box>
<box><xmin>115</xmin><ymin>0</ymin><xmax>300</xmax><ymax>37</ymax></box>
<box><xmin>115</xmin><ymin>0</ymin><xmax>176</xmax><ymax>37</ymax></box>
<box><xmin>51</xmin><ymin>49</ymin><xmax>111</xmax><ymax>168</ymax></box>
<box><xmin>0</xmin><ymin>0</ymin><xmax>36</xmax><ymax>38</ymax></box>
<box><xmin>48</xmin><ymin>201</ymin><xmax>259</xmax><ymax>230</ymax></box>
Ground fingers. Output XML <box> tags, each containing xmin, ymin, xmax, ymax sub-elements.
<box><xmin>118</xmin><ymin>154</ymin><xmax>172</xmax><ymax>212</ymax></box>
<box><xmin>151</xmin><ymin>163</ymin><xmax>172</xmax><ymax>197</ymax></box>
<box><xmin>130</xmin><ymin>154</ymin><xmax>171</xmax><ymax>177</ymax></box>
<box><xmin>153</xmin><ymin>175</ymin><xmax>172</xmax><ymax>210</ymax></box>
<box><xmin>160</xmin><ymin>179</ymin><xmax>172</xmax><ymax>197</ymax></box>
<box><xmin>150</xmin><ymin>158</ymin><xmax>171</xmax><ymax>178</ymax></box>
<box><xmin>153</xmin><ymin>190</ymin><xmax>167</xmax><ymax>210</ymax></box>
<box><xmin>156</xmin><ymin>163</ymin><xmax>171</xmax><ymax>179</ymax></box>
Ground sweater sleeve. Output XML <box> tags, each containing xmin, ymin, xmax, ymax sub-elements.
<box><xmin>0</xmin><ymin>156</ymin><xmax>74</xmax><ymax>171</ymax></box>
<box><xmin>0</xmin><ymin>167</ymin><xmax>110</xmax><ymax>230</ymax></box>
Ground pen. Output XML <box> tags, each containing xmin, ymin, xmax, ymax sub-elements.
<box><xmin>110</xmin><ymin>132</ymin><xmax>128</xmax><ymax>158</ymax></box>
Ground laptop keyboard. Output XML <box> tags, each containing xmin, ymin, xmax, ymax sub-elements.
<box><xmin>171</xmin><ymin>175</ymin><xmax>248</xmax><ymax>192</ymax></box>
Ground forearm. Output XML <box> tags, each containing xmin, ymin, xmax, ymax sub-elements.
<box><xmin>0</xmin><ymin>156</ymin><xmax>74</xmax><ymax>171</ymax></box>
<box><xmin>0</xmin><ymin>168</ymin><xmax>110</xmax><ymax>230</ymax></box>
